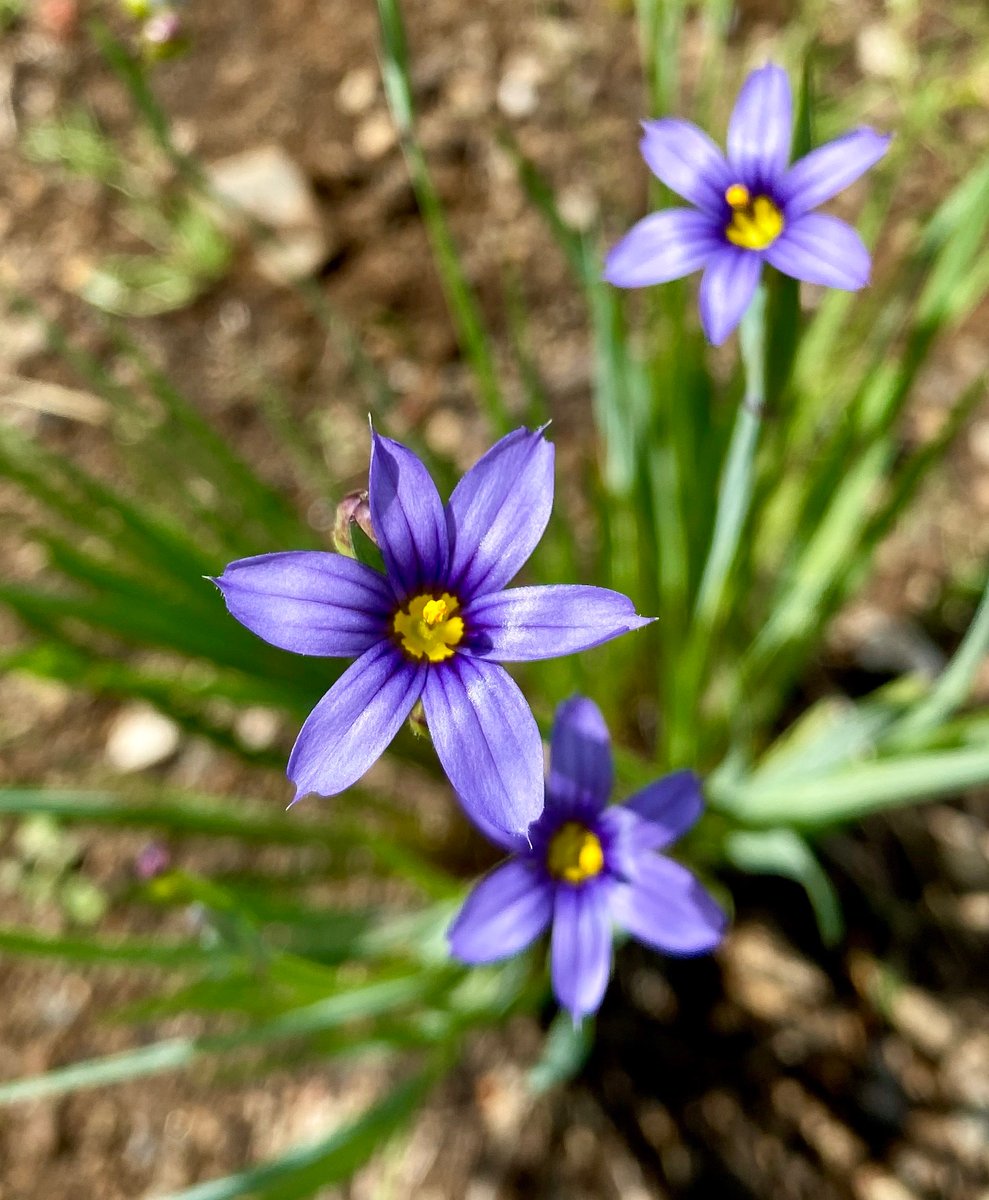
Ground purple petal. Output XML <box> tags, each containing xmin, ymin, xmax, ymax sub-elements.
<box><xmin>551</xmin><ymin>882</ymin><xmax>613</xmax><ymax>1021</ymax></box>
<box><xmin>422</xmin><ymin>655</ymin><xmax>544</xmax><ymax>837</ymax></box>
<box><xmin>213</xmin><ymin>551</ymin><xmax>391</xmax><ymax>657</ymax></box>
<box><xmin>780</xmin><ymin>128</ymin><xmax>891</xmax><ymax>218</ymax></box>
<box><xmin>766</xmin><ymin>213</ymin><xmax>871</xmax><ymax>289</ymax></box>
<box><xmin>623</xmin><ymin>770</ymin><xmax>703</xmax><ymax>849</ymax></box>
<box><xmin>448</xmin><ymin>859</ymin><xmax>552</xmax><ymax>964</ymax></box>
<box><xmin>467</xmin><ymin>812</ymin><xmax>530</xmax><ymax>855</ymax></box>
<box><xmin>463</xmin><ymin>584</ymin><xmax>653</xmax><ymax>662</ymax></box>
<box><xmin>603</xmin><ymin>208</ymin><xmax>721</xmax><ymax>289</ymax></box>
<box><xmin>287</xmin><ymin>641</ymin><xmax>425</xmax><ymax>800</ymax></box>
<box><xmin>597</xmin><ymin>805</ymin><xmax>648</xmax><ymax>877</ymax></box>
<box><xmin>698</xmin><ymin>246</ymin><xmax>763</xmax><ymax>345</ymax></box>
<box><xmin>638</xmin><ymin>118</ymin><xmax>733</xmax><ymax>210</ymax></box>
<box><xmin>547</xmin><ymin>696</ymin><xmax>613</xmax><ymax>810</ymax></box>
<box><xmin>445</xmin><ymin>427</ymin><xmax>554</xmax><ymax>601</ymax></box>
<box><xmin>610</xmin><ymin>855</ymin><xmax>726</xmax><ymax>956</ymax></box>
<box><xmin>727</xmin><ymin>63</ymin><xmax>792</xmax><ymax>186</ymax></box>
<box><xmin>369</xmin><ymin>431</ymin><xmax>448</xmax><ymax>598</ymax></box>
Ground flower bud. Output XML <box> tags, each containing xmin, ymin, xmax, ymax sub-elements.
<box><xmin>141</xmin><ymin>8</ymin><xmax>188</xmax><ymax>60</ymax></box>
<box><xmin>134</xmin><ymin>840</ymin><xmax>171</xmax><ymax>880</ymax></box>
<box><xmin>407</xmin><ymin>699</ymin><xmax>428</xmax><ymax>739</ymax></box>
<box><xmin>332</xmin><ymin>490</ymin><xmax>376</xmax><ymax>558</ymax></box>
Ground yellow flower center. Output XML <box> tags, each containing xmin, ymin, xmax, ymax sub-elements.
<box><xmin>724</xmin><ymin>184</ymin><xmax>784</xmax><ymax>250</ymax></box>
<box><xmin>393</xmin><ymin>592</ymin><xmax>464</xmax><ymax>663</ymax></box>
<box><xmin>546</xmin><ymin>822</ymin><xmax>605</xmax><ymax>885</ymax></box>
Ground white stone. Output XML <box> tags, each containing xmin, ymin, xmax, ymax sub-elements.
<box><xmin>497</xmin><ymin>53</ymin><xmax>545</xmax><ymax>118</ymax></box>
<box><xmin>255</xmin><ymin>228</ymin><xmax>328</xmax><ymax>285</ymax></box>
<box><xmin>354</xmin><ymin>112</ymin><xmax>397</xmax><ymax>161</ymax></box>
<box><xmin>337</xmin><ymin>67</ymin><xmax>378</xmax><ymax>115</ymax></box>
<box><xmin>105</xmin><ymin>704</ymin><xmax>181</xmax><ymax>773</ymax></box>
<box><xmin>234</xmin><ymin>706</ymin><xmax>281</xmax><ymax>752</ymax></box>
<box><xmin>205</xmin><ymin>145</ymin><xmax>328</xmax><ymax>283</ymax></box>
<box><xmin>0</xmin><ymin>373</ymin><xmax>108</xmax><ymax>425</ymax></box>
<box><xmin>0</xmin><ymin>312</ymin><xmax>47</xmax><ymax>372</ymax></box>
<box><xmin>856</xmin><ymin>23</ymin><xmax>911</xmax><ymax>80</ymax></box>
<box><xmin>558</xmin><ymin>184</ymin><xmax>599</xmax><ymax>232</ymax></box>
<box><xmin>207</xmin><ymin>145</ymin><xmax>318</xmax><ymax>228</ymax></box>
<box><xmin>969</xmin><ymin>418</ymin><xmax>989</xmax><ymax>466</ymax></box>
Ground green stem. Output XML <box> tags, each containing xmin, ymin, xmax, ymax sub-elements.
<box><xmin>670</xmin><ymin>290</ymin><xmax>767</xmax><ymax>763</ymax></box>
<box><xmin>375</xmin><ymin>0</ymin><xmax>508</xmax><ymax>435</ymax></box>
<box><xmin>633</xmin><ymin>0</ymin><xmax>686</xmax><ymax>115</ymax></box>
<box><xmin>694</xmin><ymin>290</ymin><xmax>767</xmax><ymax>624</ymax></box>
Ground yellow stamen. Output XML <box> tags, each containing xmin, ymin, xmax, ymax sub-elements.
<box><xmin>393</xmin><ymin>592</ymin><xmax>464</xmax><ymax>663</ymax></box>
<box><xmin>725</xmin><ymin>183</ymin><xmax>751</xmax><ymax>210</ymax></box>
<box><xmin>547</xmin><ymin>822</ymin><xmax>605</xmax><ymax>885</ymax></box>
<box><xmin>421</xmin><ymin>598</ymin><xmax>448</xmax><ymax>626</ymax></box>
<box><xmin>724</xmin><ymin>190</ymin><xmax>784</xmax><ymax>251</ymax></box>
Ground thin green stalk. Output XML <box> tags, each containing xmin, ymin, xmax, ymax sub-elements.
<box><xmin>634</xmin><ymin>0</ymin><xmax>686</xmax><ymax>115</ymax></box>
<box><xmin>375</xmin><ymin>0</ymin><xmax>508</xmax><ymax>434</ymax></box>
<box><xmin>647</xmin><ymin>429</ymin><xmax>691</xmax><ymax>760</ymax></box>
<box><xmin>0</xmin><ymin>973</ymin><xmax>441</xmax><ymax>1104</ymax></box>
<box><xmin>693</xmin><ymin>290</ymin><xmax>766</xmax><ymax>627</ymax></box>
<box><xmin>668</xmin><ymin>291</ymin><xmax>766</xmax><ymax>763</ymax></box>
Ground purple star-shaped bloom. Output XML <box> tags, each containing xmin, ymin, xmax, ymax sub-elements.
<box><xmin>213</xmin><ymin>429</ymin><xmax>652</xmax><ymax>838</ymax></box>
<box><xmin>448</xmin><ymin>696</ymin><xmax>726</xmax><ymax>1021</ymax></box>
<box><xmin>604</xmin><ymin>63</ymin><xmax>891</xmax><ymax>345</ymax></box>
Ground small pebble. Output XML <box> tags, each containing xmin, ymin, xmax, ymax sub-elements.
<box><xmin>354</xmin><ymin>112</ymin><xmax>397</xmax><ymax>161</ymax></box>
<box><xmin>497</xmin><ymin>54</ymin><xmax>544</xmax><ymax>118</ymax></box>
<box><xmin>105</xmin><ymin>704</ymin><xmax>181</xmax><ymax>773</ymax></box>
<box><xmin>968</xmin><ymin>418</ymin><xmax>989</xmax><ymax>466</ymax></box>
<box><xmin>207</xmin><ymin>144</ymin><xmax>320</xmax><ymax>229</ymax></box>
<box><xmin>337</xmin><ymin>67</ymin><xmax>378</xmax><ymax>116</ymax></box>
<box><xmin>853</xmin><ymin>1167</ymin><xmax>919</xmax><ymax>1200</ymax></box>
<box><xmin>856</xmin><ymin>24</ymin><xmax>911</xmax><ymax>80</ymax></box>
<box><xmin>234</xmin><ymin>706</ymin><xmax>281</xmax><ymax>751</ymax></box>
<box><xmin>558</xmin><ymin>184</ymin><xmax>598</xmax><ymax>232</ymax></box>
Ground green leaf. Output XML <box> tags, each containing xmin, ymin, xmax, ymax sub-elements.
<box><xmin>22</xmin><ymin>108</ymin><xmax>122</xmax><ymax>183</ymax></box>
<box><xmin>889</xmin><ymin>570</ymin><xmax>989</xmax><ymax>746</ymax></box>
<box><xmin>351</xmin><ymin>523</ymin><xmax>387</xmax><ymax>576</ymax></box>
<box><xmin>0</xmin><ymin>972</ymin><xmax>439</xmax><ymax>1105</ymax></box>
<box><xmin>0</xmin><ymin>926</ymin><xmax>226</xmax><ymax>970</ymax></box>
<box><xmin>724</xmin><ymin>829</ymin><xmax>843</xmax><ymax>945</ymax></box>
<box><xmin>77</xmin><ymin>254</ymin><xmax>207</xmax><ymax>317</ymax></box>
<box><xmin>528</xmin><ymin>1010</ymin><xmax>594</xmax><ymax>1093</ymax></box>
<box><xmin>746</xmin><ymin>440</ymin><xmax>889</xmax><ymax>673</ymax></box>
<box><xmin>745</xmin><ymin>678</ymin><xmax>922</xmax><ymax>789</ymax></box>
<box><xmin>692</xmin><ymin>289</ymin><xmax>766</xmax><ymax>629</ymax></box>
<box><xmin>0</xmin><ymin>787</ymin><xmax>458</xmax><ymax>897</ymax></box>
<box><xmin>718</xmin><ymin>746</ymin><xmax>989</xmax><ymax>828</ymax></box>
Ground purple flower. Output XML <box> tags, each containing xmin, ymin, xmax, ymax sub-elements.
<box><xmin>213</xmin><ymin>429</ymin><xmax>651</xmax><ymax>838</ymax></box>
<box><xmin>604</xmin><ymin>63</ymin><xmax>891</xmax><ymax>345</ymax></box>
<box><xmin>134</xmin><ymin>841</ymin><xmax>171</xmax><ymax>881</ymax></box>
<box><xmin>448</xmin><ymin>697</ymin><xmax>726</xmax><ymax>1021</ymax></box>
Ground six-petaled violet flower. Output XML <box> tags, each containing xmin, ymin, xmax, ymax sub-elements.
<box><xmin>604</xmin><ymin>63</ymin><xmax>891</xmax><ymax>345</ymax></box>
<box><xmin>213</xmin><ymin>428</ymin><xmax>652</xmax><ymax>839</ymax></box>
<box><xmin>448</xmin><ymin>696</ymin><xmax>726</xmax><ymax>1021</ymax></box>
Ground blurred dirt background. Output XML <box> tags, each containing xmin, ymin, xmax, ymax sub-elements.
<box><xmin>2</xmin><ymin>0</ymin><xmax>989</xmax><ymax>1197</ymax></box>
